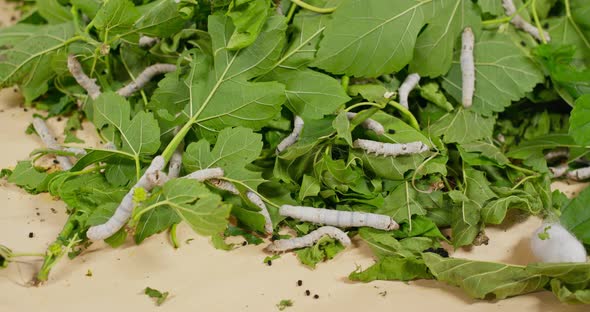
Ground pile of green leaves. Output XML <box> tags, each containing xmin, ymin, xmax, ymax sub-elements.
<box><xmin>1</xmin><ymin>0</ymin><xmax>589</xmax><ymax>304</ymax></box>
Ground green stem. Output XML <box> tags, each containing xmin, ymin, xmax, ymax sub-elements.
<box><xmin>291</xmin><ymin>0</ymin><xmax>336</xmax><ymax>13</ymax></box>
<box><xmin>222</xmin><ymin>177</ymin><xmax>281</xmax><ymax>208</ymax></box>
<box><xmin>530</xmin><ymin>0</ymin><xmax>547</xmax><ymax>44</ymax></box>
<box><xmin>36</xmin><ymin>220</ymin><xmax>77</xmax><ymax>283</ymax></box>
<box><xmin>387</xmin><ymin>100</ymin><xmax>420</xmax><ymax>130</ymax></box>
<box><xmin>285</xmin><ymin>1</ymin><xmax>298</xmax><ymax>22</ymax></box>
<box><xmin>441</xmin><ymin>174</ymin><xmax>452</xmax><ymax>191</ymax></box>
<box><xmin>344</xmin><ymin>101</ymin><xmax>383</xmax><ymax>112</ymax></box>
<box><xmin>169</xmin><ymin>223</ymin><xmax>180</xmax><ymax>249</ymax></box>
<box><xmin>11</xmin><ymin>252</ymin><xmax>45</xmax><ymax>258</ymax></box>
<box><xmin>411</xmin><ymin>152</ymin><xmax>440</xmax><ymax>194</ymax></box>
<box><xmin>565</xmin><ymin>0</ymin><xmax>590</xmax><ymax>50</ymax></box>
<box><xmin>70</xmin><ymin>6</ymin><xmax>83</xmax><ymax>34</ymax></box>
<box><xmin>512</xmin><ymin>174</ymin><xmax>541</xmax><ymax>190</ymax></box>
<box><xmin>85</xmin><ymin>20</ymin><xmax>95</xmax><ymax>34</ymax></box>
<box><xmin>506</xmin><ymin>163</ymin><xmax>538</xmax><ymax>176</ymax></box>
<box><xmin>341</xmin><ymin>75</ymin><xmax>350</xmax><ymax>92</ymax></box>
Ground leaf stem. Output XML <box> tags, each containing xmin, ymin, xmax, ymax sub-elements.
<box><xmin>222</xmin><ymin>177</ymin><xmax>281</xmax><ymax>209</ymax></box>
<box><xmin>344</xmin><ymin>101</ymin><xmax>383</xmax><ymax>112</ymax></box>
<box><xmin>11</xmin><ymin>252</ymin><xmax>45</xmax><ymax>258</ymax></box>
<box><xmin>169</xmin><ymin>223</ymin><xmax>180</xmax><ymax>249</ymax></box>
<box><xmin>285</xmin><ymin>1</ymin><xmax>298</xmax><ymax>22</ymax></box>
<box><xmin>511</xmin><ymin>173</ymin><xmax>541</xmax><ymax>190</ymax></box>
<box><xmin>341</xmin><ymin>75</ymin><xmax>349</xmax><ymax>92</ymax></box>
<box><xmin>530</xmin><ymin>0</ymin><xmax>547</xmax><ymax>44</ymax></box>
<box><xmin>290</xmin><ymin>0</ymin><xmax>337</xmax><ymax>14</ymax></box>
<box><xmin>506</xmin><ymin>163</ymin><xmax>538</xmax><ymax>175</ymax></box>
<box><xmin>387</xmin><ymin>100</ymin><xmax>420</xmax><ymax>130</ymax></box>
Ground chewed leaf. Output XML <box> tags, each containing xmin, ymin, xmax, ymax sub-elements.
<box><xmin>442</xmin><ymin>31</ymin><xmax>544</xmax><ymax>116</ymax></box>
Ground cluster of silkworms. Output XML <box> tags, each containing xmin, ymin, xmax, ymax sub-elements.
<box><xmin>353</xmin><ymin>139</ymin><xmax>428</xmax><ymax>157</ymax></box>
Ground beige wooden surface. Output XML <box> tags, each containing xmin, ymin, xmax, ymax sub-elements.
<box><xmin>0</xmin><ymin>2</ymin><xmax>588</xmax><ymax>311</ymax></box>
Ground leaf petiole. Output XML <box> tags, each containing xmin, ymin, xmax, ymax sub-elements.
<box><xmin>387</xmin><ymin>101</ymin><xmax>420</xmax><ymax>130</ymax></box>
<box><xmin>291</xmin><ymin>0</ymin><xmax>337</xmax><ymax>14</ymax></box>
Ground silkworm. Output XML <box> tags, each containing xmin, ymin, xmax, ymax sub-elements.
<box><xmin>346</xmin><ymin>112</ymin><xmax>385</xmax><ymax>135</ymax></box>
<box><xmin>544</xmin><ymin>148</ymin><xmax>569</xmax><ymax>161</ymax></box>
<box><xmin>566</xmin><ymin>166</ymin><xmax>590</xmax><ymax>181</ymax></box>
<box><xmin>549</xmin><ymin>163</ymin><xmax>569</xmax><ymax>178</ymax></box>
<box><xmin>209</xmin><ymin>179</ymin><xmax>240</xmax><ymax>195</ymax></box>
<box><xmin>530</xmin><ymin>222</ymin><xmax>587</xmax><ymax>263</ymax></box>
<box><xmin>32</xmin><ymin>118</ymin><xmax>73</xmax><ymax>170</ymax></box>
<box><xmin>139</xmin><ymin>36</ymin><xmax>159</xmax><ymax>48</ymax></box>
<box><xmin>265</xmin><ymin>226</ymin><xmax>350</xmax><ymax>252</ymax></box>
<box><xmin>184</xmin><ymin>167</ymin><xmax>225</xmax><ymax>182</ymax></box>
<box><xmin>63</xmin><ymin>147</ymin><xmax>87</xmax><ymax>156</ymax></box>
<box><xmin>87</xmin><ymin>156</ymin><xmax>167</xmax><ymax>240</ymax></box>
<box><xmin>279</xmin><ymin>205</ymin><xmax>399</xmax><ymax>230</ymax></box>
<box><xmin>461</xmin><ymin>27</ymin><xmax>475</xmax><ymax>109</ymax></box>
<box><xmin>117</xmin><ymin>64</ymin><xmax>177</xmax><ymax>97</ymax></box>
<box><xmin>276</xmin><ymin>116</ymin><xmax>304</xmax><ymax>153</ymax></box>
<box><xmin>398</xmin><ymin>73</ymin><xmax>420</xmax><ymax>109</ymax></box>
<box><xmin>67</xmin><ymin>55</ymin><xmax>101</xmax><ymax>100</ymax></box>
<box><xmin>502</xmin><ymin>0</ymin><xmax>551</xmax><ymax>42</ymax></box>
<box><xmin>146</xmin><ymin>170</ymin><xmax>169</xmax><ymax>187</ymax></box>
<box><xmin>247</xmin><ymin>191</ymin><xmax>273</xmax><ymax>234</ymax></box>
<box><xmin>353</xmin><ymin>139</ymin><xmax>428</xmax><ymax>157</ymax></box>
<box><xmin>167</xmin><ymin>147</ymin><xmax>183</xmax><ymax>179</ymax></box>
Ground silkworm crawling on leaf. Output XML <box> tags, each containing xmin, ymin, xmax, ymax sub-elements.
<box><xmin>544</xmin><ymin>148</ymin><xmax>569</xmax><ymax>161</ymax></box>
<box><xmin>461</xmin><ymin>27</ymin><xmax>475</xmax><ymax>109</ymax></box>
<box><xmin>32</xmin><ymin>118</ymin><xmax>73</xmax><ymax>170</ymax></box>
<box><xmin>346</xmin><ymin>112</ymin><xmax>385</xmax><ymax>135</ymax></box>
<box><xmin>566</xmin><ymin>167</ymin><xmax>590</xmax><ymax>181</ymax></box>
<box><xmin>67</xmin><ymin>55</ymin><xmax>101</xmax><ymax>100</ymax></box>
<box><xmin>209</xmin><ymin>179</ymin><xmax>240</xmax><ymax>195</ymax></box>
<box><xmin>117</xmin><ymin>64</ymin><xmax>178</xmax><ymax>97</ymax></box>
<box><xmin>502</xmin><ymin>0</ymin><xmax>551</xmax><ymax>42</ymax></box>
<box><xmin>167</xmin><ymin>147</ymin><xmax>183</xmax><ymax>178</ymax></box>
<box><xmin>247</xmin><ymin>191</ymin><xmax>273</xmax><ymax>234</ymax></box>
<box><xmin>139</xmin><ymin>36</ymin><xmax>159</xmax><ymax>48</ymax></box>
<box><xmin>265</xmin><ymin>226</ymin><xmax>350</xmax><ymax>253</ymax></box>
<box><xmin>184</xmin><ymin>167</ymin><xmax>224</xmax><ymax>182</ymax></box>
<box><xmin>279</xmin><ymin>205</ymin><xmax>399</xmax><ymax>230</ymax></box>
<box><xmin>276</xmin><ymin>116</ymin><xmax>304</xmax><ymax>153</ymax></box>
<box><xmin>146</xmin><ymin>170</ymin><xmax>169</xmax><ymax>187</ymax></box>
<box><xmin>87</xmin><ymin>156</ymin><xmax>167</xmax><ymax>241</ymax></box>
<box><xmin>530</xmin><ymin>222</ymin><xmax>587</xmax><ymax>263</ymax></box>
<box><xmin>549</xmin><ymin>163</ymin><xmax>569</xmax><ymax>178</ymax></box>
<box><xmin>398</xmin><ymin>73</ymin><xmax>420</xmax><ymax>109</ymax></box>
<box><xmin>353</xmin><ymin>139</ymin><xmax>428</xmax><ymax>157</ymax></box>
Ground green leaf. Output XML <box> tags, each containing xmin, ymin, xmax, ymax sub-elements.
<box><xmin>459</xmin><ymin>141</ymin><xmax>510</xmax><ymax>165</ymax></box>
<box><xmin>134</xmin><ymin>206</ymin><xmax>181</xmax><ymax>244</ymax></box>
<box><xmin>333</xmin><ymin>111</ymin><xmax>353</xmax><ymax>146</ymax></box>
<box><xmin>442</xmin><ymin>31</ymin><xmax>544</xmax><ymax>116</ymax></box>
<box><xmin>298</xmin><ymin>174</ymin><xmax>321</xmax><ymax>201</ymax></box>
<box><xmin>423</xmin><ymin>253</ymin><xmax>549</xmax><ymax>299</ymax></box>
<box><xmin>313</xmin><ymin>0</ymin><xmax>432</xmax><ymax>77</ymax></box>
<box><xmin>478</xmin><ymin>0</ymin><xmax>504</xmax><ymax>16</ymax></box>
<box><xmin>93</xmin><ymin>0</ymin><xmax>140</xmax><ymax>40</ymax></box>
<box><xmin>409</xmin><ymin>0</ymin><xmax>481</xmax><ymax>77</ymax></box>
<box><xmin>295</xmin><ymin>235</ymin><xmax>345</xmax><ymax>268</ymax></box>
<box><xmin>429</xmin><ymin>109</ymin><xmax>495</xmax><ymax>144</ymax></box>
<box><xmin>183</xmin><ymin>127</ymin><xmax>264</xmax><ymax>188</ymax></box>
<box><xmin>37</xmin><ymin>0</ymin><xmax>73</xmax><ymax>24</ymax></box>
<box><xmin>569</xmin><ymin>94</ymin><xmax>590</xmax><ymax>146</ymax></box>
<box><xmin>144</xmin><ymin>287</ymin><xmax>169</xmax><ymax>306</ymax></box>
<box><xmin>349</xmin><ymin>256</ymin><xmax>433</xmax><ymax>282</ymax></box>
<box><xmin>507</xmin><ymin>134</ymin><xmax>581</xmax><ymax>159</ymax></box>
<box><xmin>93</xmin><ymin>92</ymin><xmax>161</xmax><ymax>158</ymax></box>
<box><xmin>144</xmin><ymin>179</ymin><xmax>231</xmax><ymax>237</ymax></box>
<box><xmin>481</xmin><ymin>195</ymin><xmax>539</xmax><ymax>224</ymax></box>
<box><xmin>560</xmin><ymin>186</ymin><xmax>590</xmax><ymax>245</ymax></box>
<box><xmin>0</xmin><ymin>23</ymin><xmax>75</xmax><ymax>102</ymax></box>
<box><xmin>262</xmin><ymin>69</ymin><xmax>350</xmax><ymax>119</ymax></box>
<box><xmin>548</xmin><ymin>16</ymin><xmax>590</xmax><ymax>66</ymax></box>
<box><xmin>448</xmin><ymin>190</ymin><xmax>481</xmax><ymax>248</ymax></box>
<box><xmin>226</xmin><ymin>0</ymin><xmax>271</xmax><ymax>50</ymax></box>
<box><xmin>134</xmin><ymin>0</ymin><xmax>187</xmax><ymax>37</ymax></box>
<box><xmin>551</xmin><ymin>279</ymin><xmax>590</xmax><ymax>304</ymax></box>
<box><xmin>7</xmin><ymin>161</ymin><xmax>50</xmax><ymax>194</ymax></box>
<box><xmin>381</xmin><ymin>181</ymin><xmax>426</xmax><ymax>228</ymax></box>
<box><xmin>71</xmin><ymin>0</ymin><xmax>102</xmax><ymax>19</ymax></box>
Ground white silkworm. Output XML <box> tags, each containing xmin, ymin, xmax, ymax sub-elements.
<box><xmin>530</xmin><ymin>222</ymin><xmax>587</xmax><ymax>263</ymax></box>
<box><xmin>117</xmin><ymin>64</ymin><xmax>177</xmax><ymax>97</ymax></box>
<box><xmin>67</xmin><ymin>55</ymin><xmax>101</xmax><ymax>100</ymax></box>
<box><xmin>549</xmin><ymin>163</ymin><xmax>569</xmax><ymax>178</ymax></box>
<box><xmin>567</xmin><ymin>167</ymin><xmax>590</xmax><ymax>181</ymax></box>
<box><xmin>168</xmin><ymin>147</ymin><xmax>183</xmax><ymax>178</ymax></box>
<box><xmin>184</xmin><ymin>167</ymin><xmax>225</xmax><ymax>182</ymax></box>
<box><xmin>279</xmin><ymin>205</ymin><xmax>399</xmax><ymax>230</ymax></box>
<box><xmin>502</xmin><ymin>0</ymin><xmax>551</xmax><ymax>42</ymax></box>
<box><xmin>544</xmin><ymin>148</ymin><xmax>569</xmax><ymax>161</ymax></box>
<box><xmin>276</xmin><ymin>116</ymin><xmax>304</xmax><ymax>153</ymax></box>
<box><xmin>353</xmin><ymin>139</ymin><xmax>428</xmax><ymax>157</ymax></box>
<box><xmin>209</xmin><ymin>179</ymin><xmax>240</xmax><ymax>195</ymax></box>
<box><xmin>139</xmin><ymin>36</ymin><xmax>159</xmax><ymax>48</ymax></box>
<box><xmin>461</xmin><ymin>27</ymin><xmax>475</xmax><ymax>109</ymax></box>
<box><xmin>247</xmin><ymin>191</ymin><xmax>273</xmax><ymax>234</ymax></box>
<box><xmin>265</xmin><ymin>226</ymin><xmax>350</xmax><ymax>253</ymax></box>
<box><xmin>32</xmin><ymin>118</ymin><xmax>73</xmax><ymax>170</ymax></box>
<box><xmin>398</xmin><ymin>73</ymin><xmax>420</xmax><ymax>109</ymax></box>
<box><xmin>346</xmin><ymin>112</ymin><xmax>385</xmax><ymax>135</ymax></box>
<box><xmin>63</xmin><ymin>147</ymin><xmax>87</xmax><ymax>156</ymax></box>
<box><xmin>146</xmin><ymin>170</ymin><xmax>169</xmax><ymax>187</ymax></box>
<box><xmin>87</xmin><ymin>156</ymin><xmax>166</xmax><ymax>240</ymax></box>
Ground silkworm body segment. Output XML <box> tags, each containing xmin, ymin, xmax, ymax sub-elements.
<box><xmin>461</xmin><ymin>27</ymin><xmax>475</xmax><ymax>108</ymax></box>
<box><xmin>353</xmin><ymin>139</ymin><xmax>428</xmax><ymax>157</ymax></box>
<box><xmin>265</xmin><ymin>226</ymin><xmax>351</xmax><ymax>252</ymax></box>
<box><xmin>346</xmin><ymin>112</ymin><xmax>385</xmax><ymax>135</ymax></box>
<box><xmin>398</xmin><ymin>73</ymin><xmax>420</xmax><ymax>109</ymax></box>
<box><xmin>279</xmin><ymin>205</ymin><xmax>399</xmax><ymax>231</ymax></box>
<box><xmin>184</xmin><ymin>168</ymin><xmax>225</xmax><ymax>182</ymax></box>
<box><xmin>276</xmin><ymin>116</ymin><xmax>304</xmax><ymax>153</ymax></box>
